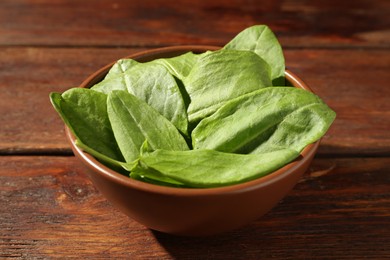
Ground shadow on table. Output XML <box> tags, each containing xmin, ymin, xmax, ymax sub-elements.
<box><xmin>150</xmin><ymin>156</ymin><xmax>343</xmax><ymax>259</ymax></box>
<box><xmin>151</xmin><ymin>223</ymin><xmax>274</xmax><ymax>259</ymax></box>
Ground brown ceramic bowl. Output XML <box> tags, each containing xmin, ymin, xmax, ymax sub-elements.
<box><xmin>66</xmin><ymin>46</ymin><xmax>319</xmax><ymax>236</ymax></box>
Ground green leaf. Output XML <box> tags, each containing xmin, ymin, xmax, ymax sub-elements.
<box><xmin>224</xmin><ymin>25</ymin><xmax>285</xmax><ymax>85</ymax></box>
<box><xmin>92</xmin><ymin>62</ymin><xmax>189</xmax><ymax>136</ymax></box>
<box><xmin>75</xmin><ymin>140</ymin><xmax>127</xmax><ymax>172</ymax></box>
<box><xmin>97</xmin><ymin>52</ymin><xmax>198</xmax><ymax>82</ymax></box>
<box><xmin>91</xmin><ymin>76</ymin><xmax>127</xmax><ymax>94</ymax></box>
<box><xmin>152</xmin><ymin>51</ymin><xmax>200</xmax><ymax>80</ymax></box>
<box><xmin>251</xmin><ymin>102</ymin><xmax>336</xmax><ymax>153</ymax></box>
<box><xmin>130</xmin><ymin>148</ymin><xmax>299</xmax><ymax>188</ymax></box>
<box><xmin>49</xmin><ymin>89</ymin><xmax>125</xmax><ymax>165</ymax></box>
<box><xmin>192</xmin><ymin>87</ymin><xmax>336</xmax><ymax>153</ymax></box>
<box><xmin>104</xmin><ymin>59</ymin><xmax>139</xmax><ymax>80</ymax></box>
<box><xmin>184</xmin><ymin>49</ymin><xmax>272</xmax><ymax>123</ymax></box>
<box><xmin>107</xmin><ymin>90</ymin><xmax>189</xmax><ymax>163</ymax></box>
<box><xmin>124</xmin><ymin>63</ymin><xmax>189</xmax><ymax>135</ymax></box>
<box><xmin>130</xmin><ymin>168</ymin><xmax>187</xmax><ymax>187</ymax></box>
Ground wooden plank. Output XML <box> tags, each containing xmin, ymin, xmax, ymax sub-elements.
<box><xmin>0</xmin><ymin>0</ymin><xmax>388</xmax><ymax>48</ymax></box>
<box><xmin>0</xmin><ymin>47</ymin><xmax>145</xmax><ymax>154</ymax></box>
<box><xmin>0</xmin><ymin>156</ymin><xmax>389</xmax><ymax>259</ymax></box>
<box><xmin>284</xmin><ymin>49</ymin><xmax>390</xmax><ymax>156</ymax></box>
<box><xmin>0</xmin><ymin>47</ymin><xmax>388</xmax><ymax>155</ymax></box>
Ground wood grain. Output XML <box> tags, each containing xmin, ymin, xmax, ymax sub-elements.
<box><xmin>285</xmin><ymin>49</ymin><xmax>390</xmax><ymax>156</ymax></box>
<box><xmin>0</xmin><ymin>47</ymin><xmax>388</xmax><ymax>155</ymax></box>
<box><xmin>0</xmin><ymin>156</ymin><xmax>388</xmax><ymax>259</ymax></box>
<box><xmin>1</xmin><ymin>0</ymin><xmax>388</xmax><ymax>258</ymax></box>
<box><xmin>0</xmin><ymin>47</ymin><xmax>145</xmax><ymax>154</ymax></box>
<box><xmin>0</xmin><ymin>0</ymin><xmax>388</xmax><ymax>48</ymax></box>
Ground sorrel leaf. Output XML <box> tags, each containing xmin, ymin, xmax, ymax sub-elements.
<box><xmin>93</xmin><ymin>62</ymin><xmax>189</xmax><ymax>136</ymax></box>
<box><xmin>153</xmin><ymin>51</ymin><xmax>201</xmax><ymax>80</ymax></box>
<box><xmin>250</xmin><ymin>102</ymin><xmax>336</xmax><ymax>153</ymax></box>
<box><xmin>224</xmin><ymin>25</ymin><xmax>285</xmax><ymax>85</ymax></box>
<box><xmin>192</xmin><ymin>87</ymin><xmax>335</xmax><ymax>153</ymax></box>
<box><xmin>49</xmin><ymin>89</ymin><xmax>124</xmax><ymax>164</ymax></box>
<box><xmin>184</xmin><ymin>49</ymin><xmax>272</xmax><ymax>123</ymax></box>
<box><xmin>107</xmin><ymin>90</ymin><xmax>189</xmax><ymax>163</ymax></box>
<box><xmin>91</xmin><ymin>76</ymin><xmax>127</xmax><ymax>94</ymax></box>
<box><xmin>104</xmin><ymin>59</ymin><xmax>139</xmax><ymax>80</ymax></box>
<box><xmin>130</xmin><ymin>148</ymin><xmax>299</xmax><ymax>188</ymax></box>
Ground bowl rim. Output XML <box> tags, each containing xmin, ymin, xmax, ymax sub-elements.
<box><xmin>66</xmin><ymin>45</ymin><xmax>319</xmax><ymax>196</ymax></box>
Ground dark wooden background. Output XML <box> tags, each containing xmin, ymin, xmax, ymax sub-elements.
<box><xmin>0</xmin><ymin>0</ymin><xmax>389</xmax><ymax>259</ymax></box>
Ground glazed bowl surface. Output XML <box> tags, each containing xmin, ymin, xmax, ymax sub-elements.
<box><xmin>66</xmin><ymin>46</ymin><xmax>319</xmax><ymax>236</ymax></box>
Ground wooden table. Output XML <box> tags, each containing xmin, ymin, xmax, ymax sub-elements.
<box><xmin>1</xmin><ymin>1</ymin><xmax>389</xmax><ymax>259</ymax></box>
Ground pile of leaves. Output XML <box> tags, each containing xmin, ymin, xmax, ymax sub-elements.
<box><xmin>50</xmin><ymin>25</ymin><xmax>335</xmax><ymax>188</ymax></box>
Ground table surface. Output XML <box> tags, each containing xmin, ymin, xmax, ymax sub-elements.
<box><xmin>1</xmin><ymin>0</ymin><xmax>389</xmax><ymax>259</ymax></box>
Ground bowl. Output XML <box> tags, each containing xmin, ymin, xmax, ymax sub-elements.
<box><xmin>66</xmin><ymin>46</ymin><xmax>319</xmax><ymax>236</ymax></box>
